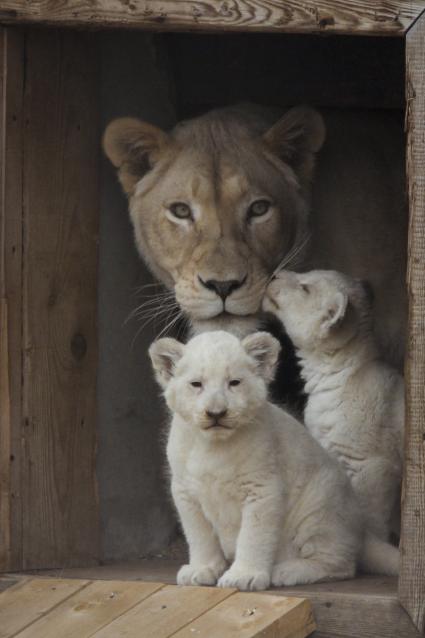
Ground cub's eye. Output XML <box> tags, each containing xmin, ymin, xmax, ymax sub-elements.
<box><xmin>301</xmin><ymin>284</ymin><xmax>310</xmax><ymax>294</ymax></box>
<box><xmin>248</xmin><ymin>199</ymin><xmax>271</xmax><ymax>219</ymax></box>
<box><xmin>229</xmin><ymin>379</ymin><xmax>241</xmax><ymax>387</ymax></box>
<box><xmin>190</xmin><ymin>381</ymin><xmax>202</xmax><ymax>388</ymax></box>
<box><xmin>169</xmin><ymin>202</ymin><xmax>193</xmax><ymax>220</ymax></box>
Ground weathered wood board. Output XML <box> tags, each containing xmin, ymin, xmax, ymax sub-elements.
<box><xmin>0</xmin><ymin>27</ymin><xmax>100</xmax><ymax>571</ymax></box>
<box><xmin>400</xmin><ymin>10</ymin><xmax>425</xmax><ymax>636</ymax></box>
<box><xmin>0</xmin><ymin>577</ymin><xmax>315</xmax><ymax>638</ymax></box>
<box><xmin>0</xmin><ymin>27</ymin><xmax>25</xmax><ymax>573</ymax></box>
<box><xmin>27</xmin><ymin>561</ymin><xmax>422</xmax><ymax>638</ymax></box>
<box><xmin>0</xmin><ymin>0</ymin><xmax>423</xmax><ymax>35</ymax></box>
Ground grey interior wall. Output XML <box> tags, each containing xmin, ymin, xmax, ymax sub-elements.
<box><xmin>98</xmin><ymin>32</ymin><xmax>177</xmax><ymax>561</ymax></box>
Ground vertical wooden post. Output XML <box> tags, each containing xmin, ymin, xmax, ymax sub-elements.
<box><xmin>400</xmin><ymin>13</ymin><xmax>425</xmax><ymax>634</ymax></box>
<box><xmin>0</xmin><ymin>27</ymin><xmax>25</xmax><ymax>572</ymax></box>
<box><xmin>0</xmin><ymin>28</ymin><xmax>24</xmax><ymax>570</ymax></box>
<box><xmin>1</xmin><ymin>28</ymin><xmax>100</xmax><ymax>570</ymax></box>
<box><xmin>21</xmin><ymin>29</ymin><xmax>100</xmax><ymax>568</ymax></box>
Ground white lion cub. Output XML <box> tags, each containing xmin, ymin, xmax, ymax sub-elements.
<box><xmin>263</xmin><ymin>269</ymin><xmax>404</xmax><ymax>541</ymax></box>
<box><xmin>149</xmin><ymin>330</ymin><xmax>399</xmax><ymax>591</ymax></box>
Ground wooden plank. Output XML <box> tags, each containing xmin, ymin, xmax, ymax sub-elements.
<box><xmin>91</xmin><ymin>584</ymin><xmax>235</xmax><ymax>638</ymax></box>
<box><xmin>171</xmin><ymin>592</ymin><xmax>315</xmax><ymax>638</ymax></box>
<box><xmin>13</xmin><ymin>580</ymin><xmax>164</xmax><ymax>638</ymax></box>
<box><xmin>0</xmin><ymin>1</ymin><xmax>422</xmax><ymax>35</ymax></box>
<box><xmin>0</xmin><ymin>27</ymin><xmax>24</xmax><ymax>572</ymax></box>
<box><xmin>277</xmin><ymin>589</ymin><xmax>420</xmax><ymax>638</ymax></box>
<box><xmin>400</xmin><ymin>11</ymin><xmax>425</xmax><ymax>636</ymax></box>
<box><xmin>0</xmin><ymin>577</ymin><xmax>89</xmax><ymax>637</ymax></box>
<box><xmin>20</xmin><ymin>30</ymin><xmax>100</xmax><ymax>569</ymax></box>
<box><xmin>30</xmin><ymin>563</ymin><xmax>419</xmax><ymax>638</ymax></box>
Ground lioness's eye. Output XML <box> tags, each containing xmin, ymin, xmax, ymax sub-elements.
<box><xmin>248</xmin><ymin>199</ymin><xmax>270</xmax><ymax>219</ymax></box>
<box><xmin>190</xmin><ymin>381</ymin><xmax>202</xmax><ymax>388</ymax></box>
<box><xmin>229</xmin><ymin>379</ymin><xmax>241</xmax><ymax>387</ymax></box>
<box><xmin>301</xmin><ymin>284</ymin><xmax>310</xmax><ymax>294</ymax></box>
<box><xmin>169</xmin><ymin>202</ymin><xmax>192</xmax><ymax>220</ymax></box>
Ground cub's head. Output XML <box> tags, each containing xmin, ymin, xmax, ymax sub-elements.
<box><xmin>263</xmin><ymin>269</ymin><xmax>373</xmax><ymax>351</ymax></box>
<box><xmin>149</xmin><ymin>330</ymin><xmax>280</xmax><ymax>440</ymax></box>
<box><xmin>103</xmin><ymin>106</ymin><xmax>324</xmax><ymax>335</ymax></box>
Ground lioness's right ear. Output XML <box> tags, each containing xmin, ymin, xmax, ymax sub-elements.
<box><xmin>103</xmin><ymin>118</ymin><xmax>170</xmax><ymax>196</ymax></box>
<box><xmin>149</xmin><ymin>338</ymin><xmax>185</xmax><ymax>389</ymax></box>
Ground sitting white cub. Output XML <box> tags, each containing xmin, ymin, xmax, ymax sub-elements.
<box><xmin>263</xmin><ymin>269</ymin><xmax>404</xmax><ymax>541</ymax></box>
<box><xmin>149</xmin><ymin>330</ymin><xmax>399</xmax><ymax>591</ymax></box>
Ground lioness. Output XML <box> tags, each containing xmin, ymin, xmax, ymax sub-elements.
<box><xmin>103</xmin><ymin>105</ymin><xmax>406</xmax><ymax>366</ymax></box>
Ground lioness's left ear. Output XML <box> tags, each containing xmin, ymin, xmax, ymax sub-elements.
<box><xmin>263</xmin><ymin>106</ymin><xmax>325</xmax><ymax>183</ymax></box>
<box><xmin>148</xmin><ymin>338</ymin><xmax>184</xmax><ymax>389</ymax></box>
<box><xmin>320</xmin><ymin>291</ymin><xmax>348</xmax><ymax>336</ymax></box>
<box><xmin>242</xmin><ymin>332</ymin><xmax>281</xmax><ymax>382</ymax></box>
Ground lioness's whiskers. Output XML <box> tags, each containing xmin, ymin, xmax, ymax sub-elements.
<box><xmin>156</xmin><ymin>309</ymin><xmax>185</xmax><ymax>339</ymax></box>
<box><xmin>270</xmin><ymin>233</ymin><xmax>311</xmax><ymax>281</ymax></box>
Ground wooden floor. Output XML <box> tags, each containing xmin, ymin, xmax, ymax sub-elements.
<box><xmin>0</xmin><ymin>576</ymin><xmax>315</xmax><ymax>638</ymax></box>
<box><xmin>0</xmin><ymin>560</ymin><xmax>420</xmax><ymax>638</ymax></box>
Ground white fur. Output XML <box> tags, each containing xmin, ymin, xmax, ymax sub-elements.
<box><xmin>263</xmin><ymin>269</ymin><xmax>404</xmax><ymax>541</ymax></box>
<box><xmin>149</xmin><ymin>330</ymin><xmax>398</xmax><ymax>591</ymax></box>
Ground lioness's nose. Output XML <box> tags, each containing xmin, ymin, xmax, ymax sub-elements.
<box><xmin>198</xmin><ymin>276</ymin><xmax>246</xmax><ymax>301</ymax></box>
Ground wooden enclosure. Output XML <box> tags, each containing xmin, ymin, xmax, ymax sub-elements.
<box><xmin>1</xmin><ymin>2</ymin><xmax>425</xmax><ymax>637</ymax></box>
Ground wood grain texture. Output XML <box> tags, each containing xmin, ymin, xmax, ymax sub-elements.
<box><xmin>14</xmin><ymin>580</ymin><xmax>164</xmax><ymax>638</ymax></box>
<box><xmin>0</xmin><ymin>27</ymin><xmax>25</xmax><ymax>572</ymax></box>
<box><xmin>1</xmin><ymin>578</ymin><xmax>315</xmax><ymax>638</ymax></box>
<box><xmin>21</xmin><ymin>30</ymin><xmax>100</xmax><ymax>569</ymax></box>
<box><xmin>0</xmin><ymin>0</ymin><xmax>422</xmax><ymax>34</ymax></box>
<box><xmin>33</xmin><ymin>562</ymin><xmax>420</xmax><ymax>638</ymax></box>
<box><xmin>0</xmin><ymin>577</ymin><xmax>89</xmax><ymax>637</ymax></box>
<box><xmin>91</xmin><ymin>584</ymin><xmax>235</xmax><ymax>638</ymax></box>
<box><xmin>172</xmin><ymin>592</ymin><xmax>314</xmax><ymax>638</ymax></box>
<box><xmin>400</xmin><ymin>11</ymin><xmax>425</xmax><ymax>636</ymax></box>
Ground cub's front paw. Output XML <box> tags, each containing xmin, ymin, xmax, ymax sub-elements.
<box><xmin>217</xmin><ymin>566</ymin><xmax>270</xmax><ymax>591</ymax></box>
<box><xmin>177</xmin><ymin>561</ymin><xmax>227</xmax><ymax>586</ymax></box>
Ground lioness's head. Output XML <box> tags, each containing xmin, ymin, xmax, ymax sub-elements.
<box><xmin>149</xmin><ymin>330</ymin><xmax>280</xmax><ymax>440</ymax></box>
<box><xmin>263</xmin><ymin>269</ymin><xmax>373</xmax><ymax>351</ymax></box>
<box><xmin>103</xmin><ymin>105</ymin><xmax>325</xmax><ymax>335</ymax></box>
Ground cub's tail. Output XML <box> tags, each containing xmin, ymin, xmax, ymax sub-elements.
<box><xmin>360</xmin><ymin>533</ymin><xmax>399</xmax><ymax>576</ymax></box>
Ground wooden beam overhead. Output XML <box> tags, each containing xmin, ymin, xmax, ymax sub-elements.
<box><xmin>0</xmin><ymin>1</ymin><xmax>423</xmax><ymax>35</ymax></box>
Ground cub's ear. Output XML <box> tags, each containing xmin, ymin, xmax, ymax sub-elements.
<box><xmin>263</xmin><ymin>106</ymin><xmax>325</xmax><ymax>183</ymax></box>
<box><xmin>103</xmin><ymin>117</ymin><xmax>170</xmax><ymax>195</ymax></box>
<box><xmin>320</xmin><ymin>290</ymin><xmax>348</xmax><ymax>336</ymax></box>
<box><xmin>242</xmin><ymin>332</ymin><xmax>281</xmax><ymax>382</ymax></box>
<box><xmin>148</xmin><ymin>338</ymin><xmax>185</xmax><ymax>389</ymax></box>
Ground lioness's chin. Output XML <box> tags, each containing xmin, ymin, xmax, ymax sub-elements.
<box><xmin>190</xmin><ymin>314</ymin><xmax>261</xmax><ymax>339</ymax></box>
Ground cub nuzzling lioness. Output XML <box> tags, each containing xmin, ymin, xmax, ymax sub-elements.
<box><xmin>149</xmin><ymin>330</ymin><xmax>399</xmax><ymax>591</ymax></box>
<box><xmin>263</xmin><ymin>269</ymin><xmax>404</xmax><ymax>541</ymax></box>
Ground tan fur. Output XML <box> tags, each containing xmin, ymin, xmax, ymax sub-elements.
<box><xmin>103</xmin><ymin>106</ymin><xmax>406</xmax><ymax>365</ymax></box>
<box><xmin>103</xmin><ymin>105</ymin><xmax>321</xmax><ymax>336</ymax></box>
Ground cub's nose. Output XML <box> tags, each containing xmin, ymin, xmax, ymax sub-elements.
<box><xmin>206</xmin><ymin>409</ymin><xmax>227</xmax><ymax>420</ymax></box>
<box><xmin>198</xmin><ymin>276</ymin><xmax>247</xmax><ymax>301</ymax></box>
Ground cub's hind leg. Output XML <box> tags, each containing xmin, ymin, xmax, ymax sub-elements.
<box><xmin>272</xmin><ymin>556</ymin><xmax>356</xmax><ymax>586</ymax></box>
